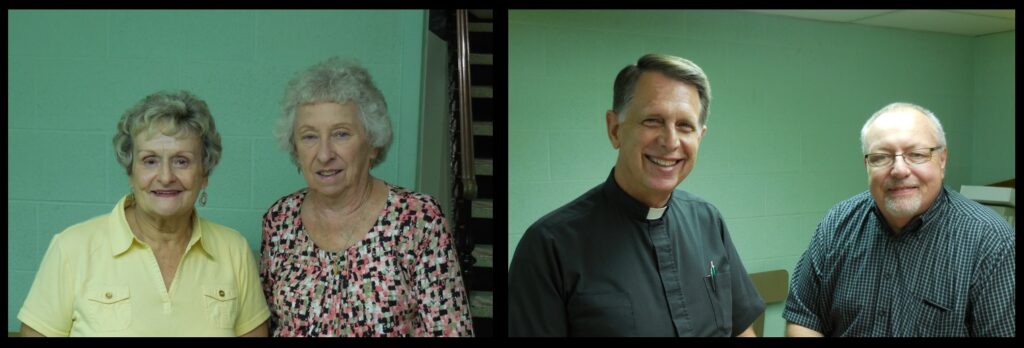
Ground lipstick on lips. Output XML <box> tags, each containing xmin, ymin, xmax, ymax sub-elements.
<box><xmin>316</xmin><ymin>169</ymin><xmax>341</xmax><ymax>180</ymax></box>
<box><xmin>151</xmin><ymin>189</ymin><xmax>182</xmax><ymax>197</ymax></box>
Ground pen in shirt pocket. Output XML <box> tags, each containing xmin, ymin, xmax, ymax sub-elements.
<box><xmin>708</xmin><ymin>261</ymin><xmax>718</xmax><ymax>292</ymax></box>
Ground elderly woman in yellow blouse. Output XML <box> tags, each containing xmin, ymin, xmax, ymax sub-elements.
<box><xmin>260</xmin><ymin>57</ymin><xmax>474</xmax><ymax>336</ymax></box>
<box><xmin>17</xmin><ymin>90</ymin><xmax>271</xmax><ymax>337</ymax></box>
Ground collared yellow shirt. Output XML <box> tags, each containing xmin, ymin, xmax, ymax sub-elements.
<box><xmin>17</xmin><ymin>195</ymin><xmax>270</xmax><ymax>336</ymax></box>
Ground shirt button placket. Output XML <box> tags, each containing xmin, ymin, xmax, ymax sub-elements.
<box><xmin>875</xmin><ymin>240</ymin><xmax>895</xmax><ymax>335</ymax></box>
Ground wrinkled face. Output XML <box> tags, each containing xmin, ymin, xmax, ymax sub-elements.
<box><xmin>293</xmin><ymin>102</ymin><xmax>378</xmax><ymax>199</ymax></box>
<box><xmin>864</xmin><ymin>109</ymin><xmax>947</xmax><ymax>221</ymax></box>
<box><xmin>607</xmin><ymin>71</ymin><xmax>706</xmax><ymax>206</ymax></box>
<box><xmin>130</xmin><ymin>124</ymin><xmax>207</xmax><ymax>219</ymax></box>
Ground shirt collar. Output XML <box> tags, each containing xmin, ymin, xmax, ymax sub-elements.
<box><xmin>647</xmin><ymin>206</ymin><xmax>667</xmax><ymax>220</ymax></box>
<box><xmin>919</xmin><ymin>185</ymin><xmax>947</xmax><ymax>223</ymax></box>
<box><xmin>601</xmin><ymin>168</ymin><xmax>670</xmax><ymax>221</ymax></box>
<box><xmin>108</xmin><ymin>194</ymin><xmax>211</xmax><ymax>258</ymax></box>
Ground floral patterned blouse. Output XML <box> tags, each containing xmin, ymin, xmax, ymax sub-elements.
<box><xmin>260</xmin><ymin>184</ymin><xmax>474</xmax><ymax>336</ymax></box>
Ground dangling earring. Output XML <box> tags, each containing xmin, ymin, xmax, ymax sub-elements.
<box><xmin>200</xmin><ymin>190</ymin><xmax>208</xmax><ymax>207</ymax></box>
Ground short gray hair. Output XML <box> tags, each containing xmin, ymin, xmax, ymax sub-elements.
<box><xmin>275</xmin><ymin>57</ymin><xmax>392</xmax><ymax>168</ymax></box>
<box><xmin>860</xmin><ymin>102</ymin><xmax>947</xmax><ymax>153</ymax></box>
<box><xmin>113</xmin><ymin>90</ymin><xmax>222</xmax><ymax>177</ymax></box>
<box><xmin>613</xmin><ymin>53</ymin><xmax>712</xmax><ymax>125</ymax></box>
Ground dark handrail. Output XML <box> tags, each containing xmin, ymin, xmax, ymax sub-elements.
<box><xmin>455</xmin><ymin>9</ymin><xmax>477</xmax><ymax>201</ymax></box>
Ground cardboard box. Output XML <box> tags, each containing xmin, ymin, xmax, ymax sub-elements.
<box><xmin>981</xmin><ymin>204</ymin><xmax>1015</xmax><ymax>228</ymax></box>
<box><xmin>960</xmin><ymin>185</ymin><xmax>1015</xmax><ymax>207</ymax></box>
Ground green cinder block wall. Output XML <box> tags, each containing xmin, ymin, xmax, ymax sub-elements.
<box><xmin>509</xmin><ymin>10</ymin><xmax>1014</xmax><ymax>337</ymax></box>
<box><xmin>972</xmin><ymin>31</ymin><xmax>1016</xmax><ymax>185</ymax></box>
<box><xmin>8</xmin><ymin>9</ymin><xmax>426</xmax><ymax>332</ymax></box>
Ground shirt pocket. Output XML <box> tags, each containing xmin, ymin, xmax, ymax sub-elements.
<box><xmin>567</xmin><ymin>292</ymin><xmax>635</xmax><ymax>336</ymax></box>
<box><xmin>702</xmin><ymin>271</ymin><xmax>734</xmax><ymax>335</ymax></box>
<box><xmin>914</xmin><ymin>295</ymin><xmax>952</xmax><ymax>336</ymax></box>
<box><xmin>83</xmin><ymin>286</ymin><xmax>132</xmax><ymax>331</ymax></box>
<box><xmin>202</xmin><ymin>285</ymin><xmax>239</xmax><ymax>329</ymax></box>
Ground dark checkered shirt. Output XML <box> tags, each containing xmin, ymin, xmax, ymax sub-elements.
<box><xmin>784</xmin><ymin>186</ymin><xmax>1015</xmax><ymax>336</ymax></box>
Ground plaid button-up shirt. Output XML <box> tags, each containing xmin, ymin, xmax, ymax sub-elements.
<box><xmin>784</xmin><ymin>186</ymin><xmax>1015</xmax><ymax>337</ymax></box>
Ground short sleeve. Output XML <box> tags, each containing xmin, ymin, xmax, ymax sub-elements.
<box><xmin>411</xmin><ymin>198</ymin><xmax>475</xmax><ymax>336</ymax></box>
<box><xmin>718</xmin><ymin>219</ymin><xmax>766</xmax><ymax>336</ymax></box>
<box><xmin>233</xmin><ymin>238</ymin><xmax>271</xmax><ymax>336</ymax></box>
<box><xmin>967</xmin><ymin>224</ymin><xmax>1015</xmax><ymax>337</ymax></box>
<box><xmin>17</xmin><ymin>234</ymin><xmax>75</xmax><ymax>337</ymax></box>
<box><xmin>508</xmin><ymin>224</ymin><xmax>569</xmax><ymax>337</ymax></box>
<box><xmin>258</xmin><ymin>207</ymin><xmax>277</xmax><ymax>332</ymax></box>
<box><xmin>782</xmin><ymin>222</ymin><xmax>830</xmax><ymax>334</ymax></box>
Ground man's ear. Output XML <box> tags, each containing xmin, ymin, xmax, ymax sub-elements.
<box><xmin>606</xmin><ymin>110</ymin><xmax>621</xmax><ymax>149</ymax></box>
<box><xmin>938</xmin><ymin>147</ymin><xmax>948</xmax><ymax>178</ymax></box>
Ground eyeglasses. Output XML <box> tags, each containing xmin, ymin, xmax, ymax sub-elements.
<box><xmin>864</xmin><ymin>146</ymin><xmax>943</xmax><ymax>168</ymax></box>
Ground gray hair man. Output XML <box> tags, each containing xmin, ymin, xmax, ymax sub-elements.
<box><xmin>784</xmin><ymin>102</ymin><xmax>1015</xmax><ymax>337</ymax></box>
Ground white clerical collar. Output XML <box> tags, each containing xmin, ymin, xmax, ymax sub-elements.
<box><xmin>646</xmin><ymin>206</ymin><xmax>667</xmax><ymax>220</ymax></box>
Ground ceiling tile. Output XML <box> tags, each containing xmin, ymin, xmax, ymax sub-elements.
<box><xmin>854</xmin><ymin>10</ymin><xmax>1015</xmax><ymax>36</ymax></box>
<box><xmin>745</xmin><ymin>10</ymin><xmax>893</xmax><ymax>22</ymax></box>
<box><xmin>949</xmin><ymin>9</ymin><xmax>1015</xmax><ymax>20</ymax></box>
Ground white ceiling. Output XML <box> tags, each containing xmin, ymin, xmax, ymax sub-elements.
<box><xmin>744</xmin><ymin>10</ymin><xmax>1015</xmax><ymax>36</ymax></box>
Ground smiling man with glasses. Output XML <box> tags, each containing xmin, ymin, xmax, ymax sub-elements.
<box><xmin>783</xmin><ymin>102</ymin><xmax>1015</xmax><ymax>337</ymax></box>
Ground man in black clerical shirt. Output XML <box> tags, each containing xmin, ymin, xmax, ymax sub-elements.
<box><xmin>508</xmin><ymin>53</ymin><xmax>765</xmax><ymax>337</ymax></box>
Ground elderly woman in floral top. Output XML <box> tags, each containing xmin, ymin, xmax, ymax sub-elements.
<box><xmin>260</xmin><ymin>57</ymin><xmax>474</xmax><ymax>337</ymax></box>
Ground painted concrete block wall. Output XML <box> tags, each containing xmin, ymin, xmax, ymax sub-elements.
<box><xmin>971</xmin><ymin>31</ymin><xmax>1015</xmax><ymax>186</ymax></box>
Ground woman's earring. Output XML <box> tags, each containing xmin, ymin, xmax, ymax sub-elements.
<box><xmin>200</xmin><ymin>190</ymin><xmax>208</xmax><ymax>207</ymax></box>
